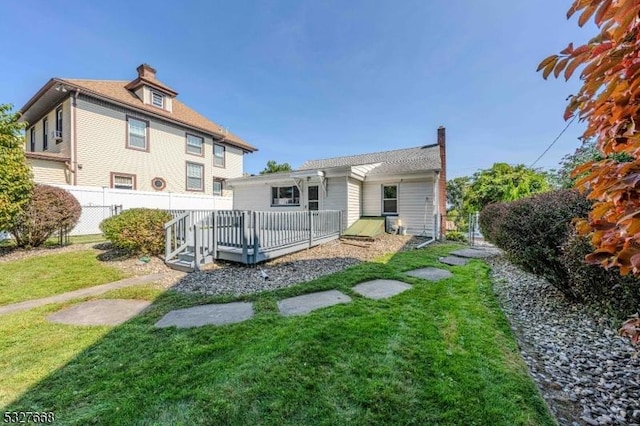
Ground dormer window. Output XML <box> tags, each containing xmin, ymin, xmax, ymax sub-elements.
<box><xmin>151</xmin><ymin>91</ymin><xmax>165</xmax><ymax>108</ymax></box>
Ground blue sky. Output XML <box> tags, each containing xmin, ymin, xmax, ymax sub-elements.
<box><xmin>2</xmin><ymin>0</ymin><xmax>595</xmax><ymax>178</ymax></box>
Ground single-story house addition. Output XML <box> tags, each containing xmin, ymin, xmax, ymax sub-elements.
<box><xmin>228</xmin><ymin>127</ymin><xmax>447</xmax><ymax>237</ymax></box>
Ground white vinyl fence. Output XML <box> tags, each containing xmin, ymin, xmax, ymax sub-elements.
<box><xmin>53</xmin><ymin>185</ymin><xmax>233</xmax><ymax>236</ymax></box>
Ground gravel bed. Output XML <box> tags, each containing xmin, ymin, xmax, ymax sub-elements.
<box><xmin>488</xmin><ymin>255</ymin><xmax>640</xmax><ymax>426</ymax></box>
<box><xmin>171</xmin><ymin>234</ymin><xmax>426</xmax><ymax>296</ymax></box>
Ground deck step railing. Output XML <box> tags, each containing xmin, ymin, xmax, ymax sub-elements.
<box><xmin>164</xmin><ymin>211</ymin><xmax>190</xmax><ymax>263</ymax></box>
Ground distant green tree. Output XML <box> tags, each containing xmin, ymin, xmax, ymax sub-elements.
<box><xmin>554</xmin><ymin>138</ymin><xmax>632</xmax><ymax>189</ymax></box>
<box><xmin>446</xmin><ymin>176</ymin><xmax>471</xmax><ymax>213</ymax></box>
<box><xmin>0</xmin><ymin>104</ymin><xmax>34</xmax><ymax>231</ymax></box>
<box><xmin>260</xmin><ymin>160</ymin><xmax>292</xmax><ymax>174</ymax></box>
<box><xmin>466</xmin><ymin>163</ymin><xmax>550</xmax><ymax>211</ymax></box>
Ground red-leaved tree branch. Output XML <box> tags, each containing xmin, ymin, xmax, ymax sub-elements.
<box><xmin>539</xmin><ymin>0</ymin><xmax>640</xmax><ymax>278</ymax></box>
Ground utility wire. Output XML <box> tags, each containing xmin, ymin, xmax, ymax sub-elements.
<box><xmin>529</xmin><ymin>115</ymin><xmax>577</xmax><ymax>168</ymax></box>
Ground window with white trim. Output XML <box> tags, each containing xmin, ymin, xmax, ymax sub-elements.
<box><xmin>151</xmin><ymin>91</ymin><xmax>164</xmax><ymax>108</ymax></box>
<box><xmin>112</xmin><ymin>174</ymin><xmax>135</xmax><ymax>190</ymax></box>
<box><xmin>186</xmin><ymin>134</ymin><xmax>203</xmax><ymax>155</ymax></box>
<box><xmin>382</xmin><ymin>185</ymin><xmax>398</xmax><ymax>214</ymax></box>
<box><xmin>127</xmin><ymin>117</ymin><xmax>148</xmax><ymax>150</ymax></box>
<box><xmin>271</xmin><ymin>186</ymin><xmax>300</xmax><ymax>206</ymax></box>
<box><xmin>55</xmin><ymin>107</ymin><xmax>63</xmax><ymax>142</ymax></box>
<box><xmin>214</xmin><ymin>144</ymin><xmax>225</xmax><ymax>167</ymax></box>
<box><xmin>213</xmin><ymin>180</ymin><xmax>223</xmax><ymax>196</ymax></box>
<box><xmin>186</xmin><ymin>162</ymin><xmax>204</xmax><ymax>191</ymax></box>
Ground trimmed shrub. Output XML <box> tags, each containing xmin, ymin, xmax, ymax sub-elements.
<box><xmin>10</xmin><ymin>184</ymin><xmax>81</xmax><ymax>248</ymax></box>
<box><xmin>481</xmin><ymin>190</ymin><xmax>591</xmax><ymax>298</ymax></box>
<box><xmin>100</xmin><ymin>208</ymin><xmax>172</xmax><ymax>255</ymax></box>
<box><xmin>561</xmin><ymin>231</ymin><xmax>640</xmax><ymax>319</ymax></box>
<box><xmin>445</xmin><ymin>230</ymin><xmax>468</xmax><ymax>242</ymax></box>
<box><xmin>478</xmin><ymin>202</ymin><xmax>509</xmax><ymax>244</ymax></box>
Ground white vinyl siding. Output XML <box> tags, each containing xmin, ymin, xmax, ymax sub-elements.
<box><xmin>186</xmin><ymin>162</ymin><xmax>204</xmax><ymax>191</ymax></box>
<box><xmin>347</xmin><ymin>178</ymin><xmax>361</xmax><ymax>227</ymax></box>
<box><xmin>398</xmin><ymin>181</ymin><xmax>434</xmax><ymax>235</ymax></box>
<box><xmin>323</xmin><ymin>177</ymin><xmax>348</xmax><ymax>229</ymax></box>
<box><xmin>74</xmin><ymin>97</ymin><xmax>245</xmax><ymax>193</ymax></box>
<box><xmin>363</xmin><ymin>182</ymin><xmax>381</xmax><ymax>216</ymax></box>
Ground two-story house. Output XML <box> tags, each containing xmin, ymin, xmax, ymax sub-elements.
<box><xmin>18</xmin><ymin>64</ymin><xmax>257</xmax><ymax>196</ymax></box>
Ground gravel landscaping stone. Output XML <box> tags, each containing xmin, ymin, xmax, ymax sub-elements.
<box><xmin>172</xmin><ymin>234</ymin><xmax>425</xmax><ymax>297</ymax></box>
<box><xmin>488</xmin><ymin>255</ymin><xmax>640</xmax><ymax>426</ymax></box>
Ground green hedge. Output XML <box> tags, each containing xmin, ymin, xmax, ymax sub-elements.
<box><xmin>100</xmin><ymin>208</ymin><xmax>172</xmax><ymax>255</ymax></box>
<box><xmin>479</xmin><ymin>189</ymin><xmax>640</xmax><ymax>318</ymax></box>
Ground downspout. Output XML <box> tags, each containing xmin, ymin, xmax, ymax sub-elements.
<box><xmin>71</xmin><ymin>89</ymin><xmax>79</xmax><ymax>185</ymax></box>
<box><xmin>416</xmin><ymin>171</ymin><xmax>438</xmax><ymax>249</ymax></box>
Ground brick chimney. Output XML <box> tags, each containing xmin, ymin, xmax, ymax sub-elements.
<box><xmin>437</xmin><ymin>126</ymin><xmax>447</xmax><ymax>239</ymax></box>
<box><xmin>136</xmin><ymin>64</ymin><xmax>157</xmax><ymax>80</ymax></box>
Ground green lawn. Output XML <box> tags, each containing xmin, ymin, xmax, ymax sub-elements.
<box><xmin>0</xmin><ymin>244</ymin><xmax>554</xmax><ymax>425</ymax></box>
<box><xmin>0</xmin><ymin>234</ymin><xmax>107</xmax><ymax>248</ymax></box>
<box><xmin>0</xmin><ymin>250</ymin><xmax>125</xmax><ymax>305</ymax></box>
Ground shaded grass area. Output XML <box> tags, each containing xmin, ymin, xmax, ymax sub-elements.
<box><xmin>0</xmin><ymin>250</ymin><xmax>125</xmax><ymax>305</ymax></box>
<box><xmin>2</xmin><ymin>244</ymin><xmax>554</xmax><ymax>425</ymax></box>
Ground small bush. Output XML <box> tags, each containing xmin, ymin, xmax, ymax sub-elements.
<box><xmin>445</xmin><ymin>230</ymin><xmax>468</xmax><ymax>242</ymax></box>
<box><xmin>561</xmin><ymin>231</ymin><xmax>640</xmax><ymax>319</ymax></box>
<box><xmin>10</xmin><ymin>185</ymin><xmax>81</xmax><ymax>248</ymax></box>
<box><xmin>100</xmin><ymin>208</ymin><xmax>172</xmax><ymax>255</ymax></box>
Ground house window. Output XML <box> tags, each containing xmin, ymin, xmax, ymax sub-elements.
<box><xmin>271</xmin><ymin>186</ymin><xmax>300</xmax><ymax>206</ymax></box>
<box><xmin>127</xmin><ymin>117</ymin><xmax>148</xmax><ymax>151</ymax></box>
<box><xmin>55</xmin><ymin>107</ymin><xmax>63</xmax><ymax>142</ymax></box>
<box><xmin>186</xmin><ymin>162</ymin><xmax>204</xmax><ymax>191</ymax></box>
<box><xmin>213</xmin><ymin>179</ymin><xmax>224</xmax><ymax>196</ymax></box>
<box><xmin>151</xmin><ymin>91</ymin><xmax>164</xmax><ymax>108</ymax></box>
<box><xmin>382</xmin><ymin>185</ymin><xmax>398</xmax><ymax>214</ymax></box>
<box><xmin>30</xmin><ymin>128</ymin><xmax>35</xmax><ymax>151</ymax></box>
<box><xmin>214</xmin><ymin>144</ymin><xmax>225</xmax><ymax>167</ymax></box>
<box><xmin>186</xmin><ymin>134</ymin><xmax>204</xmax><ymax>156</ymax></box>
<box><xmin>308</xmin><ymin>185</ymin><xmax>319</xmax><ymax>211</ymax></box>
<box><xmin>42</xmin><ymin>117</ymin><xmax>48</xmax><ymax>151</ymax></box>
<box><xmin>111</xmin><ymin>173</ymin><xmax>136</xmax><ymax>190</ymax></box>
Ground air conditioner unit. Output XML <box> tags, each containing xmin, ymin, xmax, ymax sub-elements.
<box><xmin>51</xmin><ymin>130</ymin><xmax>62</xmax><ymax>141</ymax></box>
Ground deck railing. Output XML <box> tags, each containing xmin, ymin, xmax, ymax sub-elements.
<box><xmin>169</xmin><ymin>209</ymin><xmax>342</xmax><ymax>268</ymax></box>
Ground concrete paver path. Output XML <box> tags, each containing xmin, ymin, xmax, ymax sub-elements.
<box><xmin>47</xmin><ymin>299</ymin><xmax>151</xmax><ymax>326</ymax></box>
<box><xmin>439</xmin><ymin>256</ymin><xmax>469</xmax><ymax>266</ymax></box>
<box><xmin>278</xmin><ymin>290</ymin><xmax>351</xmax><ymax>316</ymax></box>
<box><xmin>155</xmin><ymin>302</ymin><xmax>254</xmax><ymax>328</ymax></box>
<box><xmin>352</xmin><ymin>280</ymin><xmax>412</xmax><ymax>300</ymax></box>
<box><xmin>0</xmin><ymin>273</ymin><xmax>169</xmax><ymax>316</ymax></box>
<box><xmin>405</xmin><ymin>267</ymin><xmax>453</xmax><ymax>281</ymax></box>
<box><xmin>450</xmin><ymin>247</ymin><xmax>500</xmax><ymax>259</ymax></box>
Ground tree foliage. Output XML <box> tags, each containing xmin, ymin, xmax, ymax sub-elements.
<box><xmin>0</xmin><ymin>104</ymin><xmax>34</xmax><ymax>231</ymax></box>
<box><xmin>259</xmin><ymin>160</ymin><xmax>292</xmax><ymax>175</ymax></box>
<box><xmin>464</xmin><ymin>163</ymin><xmax>550</xmax><ymax>212</ymax></box>
<box><xmin>446</xmin><ymin>176</ymin><xmax>471</xmax><ymax>212</ymax></box>
<box><xmin>539</xmin><ymin>0</ymin><xmax>640</xmax><ymax>275</ymax></box>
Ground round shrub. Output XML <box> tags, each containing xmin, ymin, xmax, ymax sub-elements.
<box><xmin>100</xmin><ymin>208</ymin><xmax>172</xmax><ymax>255</ymax></box>
<box><xmin>10</xmin><ymin>184</ymin><xmax>81</xmax><ymax>248</ymax></box>
<box><xmin>478</xmin><ymin>202</ymin><xmax>509</xmax><ymax>244</ymax></box>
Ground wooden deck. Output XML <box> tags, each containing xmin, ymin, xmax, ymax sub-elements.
<box><xmin>164</xmin><ymin>210</ymin><xmax>342</xmax><ymax>271</ymax></box>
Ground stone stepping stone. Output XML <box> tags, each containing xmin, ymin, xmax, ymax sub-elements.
<box><xmin>278</xmin><ymin>290</ymin><xmax>351</xmax><ymax>316</ymax></box>
<box><xmin>47</xmin><ymin>299</ymin><xmax>151</xmax><ymax>326</ymax></box>
<box><xmin>450</xmin><ymin>248</ymin><xmax>498</xmax><ymax>259</ymax></box>
<box><xmin>405</xmin><ymin>267</ymin><xmax>453</xmax><ymax>281</ymax></box>
<box><xmin>352</xmin><ymin>279</ymin><xmax>412</xmax><ymax>300</ymax></box>
<box><xmin>155</xmin><ymin>302</ymin><xmax>254</xmax><ymax>328</ymax></box>
<box><xmin>439</xmin><ymin>256</ymin><xmax>469</xmax><ymax>266</ymax></box>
